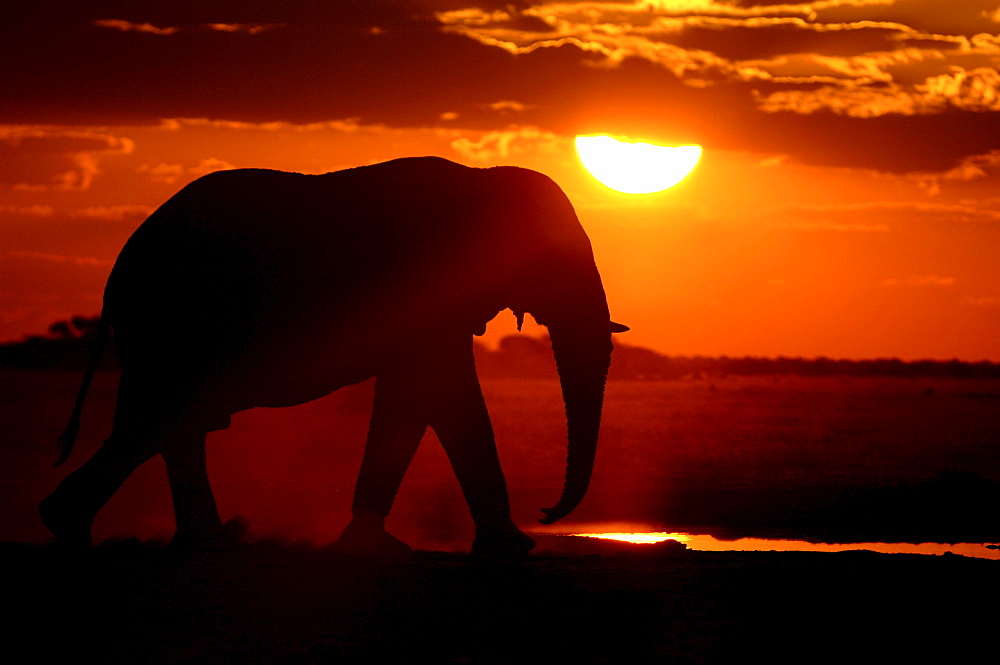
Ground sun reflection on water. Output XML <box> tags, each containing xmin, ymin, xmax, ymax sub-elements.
<box><xmin>542</xmin><ymin>529</ymin><xmax>999</xmax><ymax>560</ymax></box>
<box><xmin>571</xmin><ymin>532</ymin><xmax>690</xmax><ymax>545</ymax></box>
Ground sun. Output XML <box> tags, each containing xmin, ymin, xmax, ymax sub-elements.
<box><xmin>575</xmin><ymin>135</ymin><xmax>702</xmax><ymax>194</ymax></box>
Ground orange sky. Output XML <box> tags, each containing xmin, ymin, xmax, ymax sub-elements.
<box><xmin>2</xmin><ymin>1</ymin><xmax>999</xmax><ymax>360</ymax></box>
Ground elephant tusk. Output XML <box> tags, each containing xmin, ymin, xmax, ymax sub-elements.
<box><xmin>610</xmin><ymin>321</ymin><xmax>630</xmax><ymax>333</ymax></box>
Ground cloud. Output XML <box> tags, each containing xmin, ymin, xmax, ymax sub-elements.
<box><xmin>429</xmin><ymin>1</ymin><xmax>1000</xmax><ymax>172</ymax></box>
<box><xmin>189</xmin><ymin>157</ymin><xmax>238</xmax><ymax>175</ymax></box>
<box><xmin>488</xmin><ymin>100</ymin><xmax>533</xmax><ymax>112</ymax></box>
<box><xmin>2</xmin><ymin>1</ymin><xmax>998</xmax><ymax>173</ymax></box>
<box><xmin>780</xmin><ymin>220</ymin><xmax>892</xmax><ymax>231</ymax></box>
<box><xmin>436</xmin><ymin>4</ymin><xmax>752</xmax><ymax>80</ymax></box>
<box><xmin>755</xmin><ymin>82</ymin><xmax>920</xmax><ymax>117</ymax></box>
<box><xmin>0</xmin><ymin>204</ymin><xmax>53</xmax><ymax>216</ymax></box>
<box><xmin>919</xmin><ymin>66</ymin><xmax>1000</xmax><ymax>112</ymax></box>
<box><xmin>438</xmin><ymin>0</ymin><xmax>1000</xmax><ymax>128</ymax></box>
<box><xmin>204</xmin><ymin>23</ymin><xmax>284</xmax><ymax>35</ymax></box>
<box><xmin>0</xmin><ymin>126</ymin><xmax>134</xmax><ymax>190</ymax></box>
<box><xmin>70</xmin><ymin>205</ymin><xmax>155</xmax><ymax>222</ymax></box>
<box><xmin>92</xmin><ymin>18</ymin><xmax>284</xmax><ymax>36</ymax></box>
<box><xmin>881</xmin><ymin>274</ymin><xmax>956</xmax><ymax>287</ymax></box>
<box><xmin>435</xmin><ymin>0</ymin><xmax>985</xmax><ymax>93</ymax></box>
<box><xmin>756</xmin><ymin>66</ymin><xmax>1000</xmax><ymax>117</ymax></box>
<box><xmin>137</xmin><ymin>157</ymin><xmax>236</xmax><ymax>184</ymax></box>
<box><xmin>437</xmin><ymin>3</ymin><xmax>998</xmax><ymax>121</ymax></box>
<box><xmin>964</xmin><ymin>295</ymin><xmax>999</xmax><ymax>306</ymax></box>
<box><xmin>5</xmin><ymin>251</ymin><xmax>114</xmax><ymax>267</ymax></box>
<box><xmin>909</xmin><ymin>149</ymin><xmax>1000</xmax><ymax>193</ymax></box>
<box><xmin>779</xmin><ymin>199</ymin><xmax>1000</xmax><ymax>225</ymax></box>
<box><xmin>136</xmin><ymin>162</ymin><xmax>185</xmax><ymax>185</ymax></box>
<box><xmin>92</xmin><ymin>19</ymin><xmax>179</xmax><ymax>35</ymax></box>
<box><xmin>449</xmin><ymin>126</ymin><xmax>568</xmax><ymax>162</ymax></box>
<box><xmin>160</xmin><ymin>118</ymin><xmax>363</xmax><ymax>133</ymax></box>
<box><xmin>757</xmin><ymin>154</ymin><xmax>789</xmax><ymax>168</ymax></box>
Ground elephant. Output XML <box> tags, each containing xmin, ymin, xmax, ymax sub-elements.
<box><xmin>40</xmin><ymin>156</ymin><xmax>626</xmax><ymax>555</ymax></box>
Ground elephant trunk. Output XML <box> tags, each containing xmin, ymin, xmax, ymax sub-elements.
<box><xmin>540</xmin><ymin>315</ymin><xmax>613</xmax><ymax>525</ymax></box>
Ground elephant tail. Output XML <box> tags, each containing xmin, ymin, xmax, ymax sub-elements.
<box><xmin>55</xmin><ymin>310</ymin><xmax>112</xmax><ymax>467</ymax></box>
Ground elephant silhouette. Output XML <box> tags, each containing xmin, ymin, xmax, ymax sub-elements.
<box><xmin>40</xmin><ymin>156</ymin><xmax>626</xmax><ymax>555</ymax></box>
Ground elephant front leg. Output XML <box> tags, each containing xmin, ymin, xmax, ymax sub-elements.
<box><xmin>422</xmin><ymin>336</ymin><xmax>535</xmax><ymax>556</ymax></box>
<box><xmin>341</xmin><ymin>335</ymin><xmax>534</xmax><ymax>556</ymax></box>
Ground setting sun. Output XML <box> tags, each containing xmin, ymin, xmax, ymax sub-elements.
<box><xmin>575</xmin><ymin>135</ymin><xmax>702</xmax><ymax>194</ymax></box>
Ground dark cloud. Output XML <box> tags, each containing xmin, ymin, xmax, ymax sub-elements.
<box><xmin>656</xmin><ymin>23</ymin><xmax>913</xmax><ymax>61</ymax></box>
<box><xmin>3</xmin><ymin>1</ymin><xmax>998</xmax><ymax>173</ymax></box>
<box><xmin>813</xmin><ymin>0</ymin><xmax>1000</xmax><ymax>35</ymax></box>
<box><xmin>3</xmin><ymin>2</ymin><xmax>517</xmax><ymax>125</ymax></box>
<box><xmin>713</xmin><ymin>107</ymin><xmax>1000</xmax><ymax>173</ymax></box>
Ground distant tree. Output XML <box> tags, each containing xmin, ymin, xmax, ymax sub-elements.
<box><xmin>70</xmin><ymin>315</ymin><xmax>101</xmax><ymax>338</ymax></box>
<box><xmin>0</xmin><ymin>315</ymin><xmax>114</xmax><ymax>370</ymax></box>
<box><xmin>48</xmin><ymin>320</ymin><xmax>74</xmax><ymax>340</ymax></box>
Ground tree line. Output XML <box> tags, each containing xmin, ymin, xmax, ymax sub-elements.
<box><xmin>3</xmin><ymin>315</ymin><xmax>998</xmax><ymax>379</ymax></box>
<box><xmin>474</xmin><ymin>334</ymin><xmax>1000</xmax><ymax>379</ymax></box>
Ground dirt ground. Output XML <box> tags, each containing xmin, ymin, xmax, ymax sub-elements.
<box><xmin>4</xmin><ymin>538</ymin><xmax>995</xmax><ymax>664</ymax></box>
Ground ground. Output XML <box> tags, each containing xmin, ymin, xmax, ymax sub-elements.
<box><xmin>4</xmin><ymin>538</ymin><xmax>995</xmax><ymax>664</ymax></box>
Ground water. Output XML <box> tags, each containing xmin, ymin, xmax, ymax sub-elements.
<box><xmin>536</xmin><ymin>530</ymin><xmax>1000</xmax><ymax>560</ymax></box>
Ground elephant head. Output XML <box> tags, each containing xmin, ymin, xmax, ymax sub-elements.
<box><xmin>483</xmin><ymin>167</ymin><xmax>627</xmax><ymax>524</ymax></box>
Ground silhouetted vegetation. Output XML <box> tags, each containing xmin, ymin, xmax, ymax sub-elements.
<box><xmin>0</xmin><ymin>316</ymin><xmax>117</xmax><ymax>370</ymax></box>
<box><xmin>4</xmin><ymin>316</ymin><xmax>999</xmax><ymax>378</ymax></box>
<box><xmin>605</xmin><ymin>349</ymin><xmax>1000</xmax><ymax>379</ymax></box>
<box><xmin>472</xmin><ymin>334</ymin><xmax>1000</xmax><ymax>379</ymax></box>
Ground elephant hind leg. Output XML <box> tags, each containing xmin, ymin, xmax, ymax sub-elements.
<box><xmin>41</xmin><ymin>420</ymin><xmax>225</xmax><ymax>549</ymax></box>
<box><xmin>43</xmin><ymin>365</ymin><xmax>228</xmax><ymax>548</ymax></box>
<box><xmin>335</xmin><ymin>372</ymin><xmax>425</xmax><ymax>556</ymax></box>
<box><xmin>40</xmin><ymin>432</ymin><xmax>160</xmax><ymax>548</ymax></box>
<box><xmin>160</xmin><ymin>427</ymin><xmax>227</xmax><ymax>548</ymax></box>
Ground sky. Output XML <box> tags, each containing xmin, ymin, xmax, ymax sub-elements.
<box><xmin>2</xmin><ymin>0</ymin><xmax>999</xmax><ymax>361</ymax></box>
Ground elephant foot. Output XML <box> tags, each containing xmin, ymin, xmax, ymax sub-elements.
<box><xmin>334</xmin><ymin>519</ymin><xmax>413</xmax><ymax>558</ymax></box>
<box><xmin>471</xmin><ymin>524</ymin><xmax>536</xmax><ymax>557</ymax></box>
<box><xmin>39</xmin><ymin>492</ymin><xmax>94</xmax><ymax>549</ymax></box>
